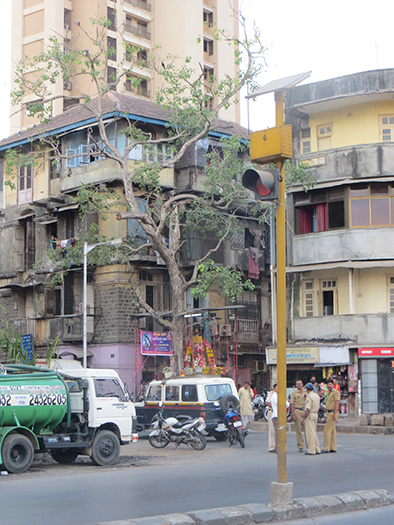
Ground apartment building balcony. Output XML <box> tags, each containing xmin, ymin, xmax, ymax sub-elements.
<box><xmin>11</xmin><ymin>314</ymin><xmax>94</xmax><ymax>348</ymax></box>
<box><xmin>124</xmin><ymin>0</ymin><xmax>151</xmax><ymax>12</ymax></box>
<box><xmin>123</xmin><ymin>21</ymin><xmax>151</xmax><ymax>41</ymax></box>
<box><xmin>295</xmin><ymin>143</ymin><xmax>394</xmax><ymax>185</ymax></box>
<box><xmin>236</xmin><ymin>320</ymin><xmax>259</xmax><ymax>345</ymax></box>
<box><xmin>293</xmin><ymin>312</ymin><xmax>394</xmax><ymax>347</ymax></box>
<box><xmin>60</xmin><ymin>157</ymin><xmax>174</xmax><ymax>193</ymax></box>
<box><xmin>291</xmin><ymin>227</ymin><xmax>394</xmax><ymax>267</ymax></box>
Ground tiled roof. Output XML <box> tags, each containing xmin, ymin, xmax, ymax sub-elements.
<box><xmin>0</xmin><ymin>92</ymin><xmax>249</xmax><ymax>149</ymax></box>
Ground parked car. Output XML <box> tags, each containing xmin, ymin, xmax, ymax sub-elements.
<box><xmin>135</xmin><ymin>376</ymin><xmax>239</xmax><ymax>440</ymax></box>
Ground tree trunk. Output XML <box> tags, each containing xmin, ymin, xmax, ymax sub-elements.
<box><xmin>171</xmin><ymin>321</ymin><xmax>185</xmax><ymax>376</ymax></box>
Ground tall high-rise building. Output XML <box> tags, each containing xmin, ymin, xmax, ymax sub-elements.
<box><xmin>11</xmin><ymin>0</ymin><xmax>239</xmax><ymax>134</ymax></box>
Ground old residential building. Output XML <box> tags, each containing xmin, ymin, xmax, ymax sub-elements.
<box><xmin>285</xmin><ymin>69</ymin><xmax>394</xmax><ymax>415</ymax></box>
<box><xmin>11</xmin><ymin>0</ymin><xmax>239</xmax><ymax>134</ymax></box>
<box><xmin>0</xmin><ymin>93</ymin><xmax>271</xmax><ymax>397</ymax></box>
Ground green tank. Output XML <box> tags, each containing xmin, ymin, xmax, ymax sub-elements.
<box><xmin>0</xmin><ymin>365</ymin><xmax>68</xmax><ymax>433</ymax></box>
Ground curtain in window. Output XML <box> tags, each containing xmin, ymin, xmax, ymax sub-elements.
<box><xmin>315</xmin><ymin>203</ymin><xmax>327</xmax><ymax>232</ymax></box>
<box><xmin>299</xmin><ymin>207</ymin><xmax>312</xmax><ymax>234</ymax></box>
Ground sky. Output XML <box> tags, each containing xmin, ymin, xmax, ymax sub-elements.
<box><xmin>0</xmin><ymin>0</ymin><xmax>393</xmax><ymax>139</ymax></box>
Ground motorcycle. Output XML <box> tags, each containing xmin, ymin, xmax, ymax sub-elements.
<box><xmin>148</xmin><ymin>403</ymin><xmax>207</xmax><ymax>450</ymax></box>
<box><xmin>223</xmin><ymin>408</ymin><xmax>246</xmax><ymax>448</ymax></box>
<box><xmin>318</xmin><ymin>401</ymin><xmax>327</xmax><ymax>424</ymax></box>
<box><xmin>252</xmin><ymin>393</ymin><xmax>266</xmax><ymax>421</ymax></box>
<box><xmin>263</xmin><ymin>399</ymin><xmax>292</xmax><ymax>422</ymax></box>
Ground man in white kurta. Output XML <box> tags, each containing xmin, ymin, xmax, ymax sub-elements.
<box><xmin>238</xmin><ymin>381</ymin><xmax>254</xmax><ymax>428</ymax></box>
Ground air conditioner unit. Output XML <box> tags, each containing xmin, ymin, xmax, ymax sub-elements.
<box><xmin>220</xmin><ymin>324</ymin><xmax>232</xmax><ymax>336</ymax></box>
<box><xmin>256</xmin><ymin>361</ymin><xmax>266</xmax><ymax>372</ymax></box>
<box><xmin>64</xmin><ymin>81</ymin><xmax>72</xmax><ymax>91</ymax></box>
<box><xmin>139</xmin><ymin>317</ymin><xmax>147</xmax><ymax>329</ymax></box>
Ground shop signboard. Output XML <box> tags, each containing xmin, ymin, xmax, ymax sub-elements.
<box><xmin>358</xmin><ymin>348</ymin><xmax>394</xmax><ymax>358</ymax></box>
<box><xmin>266</xmin><ymin>346</ymin><xmax>319</xmax><ymax>365</ymax></box>
<box><xmin>141</xmin><ymin>331</ymin><xmax>173</xmax><ymax>356</ymax></box>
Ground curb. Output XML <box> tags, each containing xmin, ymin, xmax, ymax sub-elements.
<box><xmin>248</xmin><ymin>421</ymin><xmax>394</xmax><ymax>435</ymax></box>
<box><xmin>96</xmin><ymin>489</ymin><xmax>394</xmax><ymax>524</ymax></box>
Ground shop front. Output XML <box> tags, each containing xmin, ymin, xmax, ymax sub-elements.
<box><xmin>266</xmin><ymin>345</ymin><xmax>355</xmax><ymax>415</ymax></box>
<box><xmin>358</xmin><ymin>347</ymin><xmax>394</xmax><ymax>414</ymax></box>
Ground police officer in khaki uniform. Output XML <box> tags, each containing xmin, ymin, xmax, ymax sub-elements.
<box><xmin>301</xmin><ymin>382</ymin><xmax>321</xmax><ymax>455</ymax></box>
<box><xmin>290</xmin><ymin>379</ymin><xmax>306</xmax><ymax>452</ymax></box>
<box><xmin>321</xmin><ymin>378</ymin><xmax>340</xmax><ymax>453</ymax></box>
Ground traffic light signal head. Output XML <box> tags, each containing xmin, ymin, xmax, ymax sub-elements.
<box><xmin>241</xmin><ymin>168</ymin><xmax>280</xmax><ymax>201</ymax></box>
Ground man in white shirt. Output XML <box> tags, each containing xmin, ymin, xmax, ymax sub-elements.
<box><xmin>270</xmin><ymin>384</ymin><xmax>278</xmax><ymax>452</ymax></box>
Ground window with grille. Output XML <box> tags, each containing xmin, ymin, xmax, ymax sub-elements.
<box><xmin>300</xmin><ymin>128</ymin><xmax>311</xmax><ymax>154</ymax></box>
<box><xmin>203</xmin><ymin>38</ymin><xmax>213</xmax><ymax>55</ymax></box>
<box><xmin>107</xmin><ymin>36</ymin><xmax>117</xmax><ymax>60</ymax></box>
<box><xmin>388</xmin><ymin>276</ymin><xmax>394</xmax><ymax>313</ymax></box>
<box><xmin>107</xmin><ymin>7</ymin><xmax>116</xmax><ymax>30</ymax></box>
<box><xmin>203</xmin><ymin>10</ymin><xmax>213</xmax><ymax>27</ymax></box>
<box><xmin>380</xmin><ymin>115</ymin><xmax>394</xmax><ymax>142</ymax></box>
<box><xmin>303</xmin><ymin>280</ymin><xmax>314</xmax><ymax>317</ymax></box>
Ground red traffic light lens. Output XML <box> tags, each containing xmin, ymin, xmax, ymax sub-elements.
<box><xmin>256</xmin><ymin>179</ymin><xmax>271</xmax><ymax>197</ymax></box>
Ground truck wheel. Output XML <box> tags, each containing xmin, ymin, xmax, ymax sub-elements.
<box><xmin>91</xmin><ymin>430</ymin><xmax>120</xmax><ymax>466</ymax></box>
<box><xmin>51</xmin><ymin>449</ymin><xmax>80</xmax><ymax>464</ymax></box>
<box><xmin>1</xmin><ymin>434</ymin><xmax>34</xmax><ymax>474</ymax></box>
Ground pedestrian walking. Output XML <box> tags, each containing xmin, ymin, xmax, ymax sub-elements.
<box><xmin>302</xmin><ymin>382</ymin><xmax>321</xmax><ymax>455</ymax></box>
<box><xmin>321</xmin><ymin>378</ymin><xmax>340</xmax><ymax>453</ymax></box>
<box><xmin>265</xmin><ymin>386</ymin><xmax>276</xmax><ymax>452</ymax></box>
<box><xmin>238</xmin><ymin>381</ymin><xmax>254</xmax><ymax>429</ymax></box>
<box><xmin>290</xmin><ymin>379</ymin><xmax>306</xmax><ymax>452</ymax></box>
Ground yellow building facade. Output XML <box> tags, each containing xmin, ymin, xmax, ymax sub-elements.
<box><xmin>285</xmin><ymin>69</ymin><xmax>394</xmax><ymax>415</ymax></box>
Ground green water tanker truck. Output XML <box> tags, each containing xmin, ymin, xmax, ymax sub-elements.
<box><xmin>0</xmin><ymin>363</ymin><xmax>138</xmax><ymax>474</ymax></box>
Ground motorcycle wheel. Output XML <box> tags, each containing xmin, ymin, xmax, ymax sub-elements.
<box><xmin>148</xmin><ymin>430</ymin><xmax>170</xmax><ymax>448</ymax></box>
<box><xmin>190</xmin><ymin>430</ymin><xmax>207</xmax><ymax>450</ymax></box>
<box><xmin>263</xmin><ymin>406</ymin><xmax>269</xmax><ymax>421</ymax></box>
<box><xmin>236</xmin><ymin>427</ymin><xmax>245</xmax><ymax>448</ymax></box>
<box><xmin>318</xmin><ymin>411</ymin><xmax>327</xmax><ymax>424</ymax></box>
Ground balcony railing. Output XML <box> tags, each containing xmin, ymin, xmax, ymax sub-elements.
<box><xmin>124</xmin><ymin>0</ymin><xmax>152</xmax><ymax>11</ymax></box>
<box><xmin>236</xmin><ymin>320</ymin><xmax>258</xmax><ymax>333</ymax></box>
<box><xmin>293</xmin><ymin>312</ymin><xmax>394</xmax><ymax>347</ymax></box>
<box><xmin>124</xmin><ymin>21</ymin><xmax>151</xmax><ymax>40</ymax></box>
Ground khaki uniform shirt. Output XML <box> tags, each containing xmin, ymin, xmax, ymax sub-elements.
<box><xmin>326</xmin><ymin>389</ymin><xmax>340</xmax><ymax>411</ymax></box>
<box><xmin>305</xmin><ymin>391</ymin><xmax>320</xmax><ymax>413</ymax></box>
<box><xmin>290</xmin><ymin>389</ymin><xmax>306</xmax><ymax>409</ymax></box>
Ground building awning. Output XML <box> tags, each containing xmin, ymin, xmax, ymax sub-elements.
<box><xmin>60</xmin><ymin>348</ymin><xmax>93</xmax><ymax>358</ymax></box>
<box><xmin>57</xmin><ymin>203</ymin><xmax>79</xmax><ymax>213</ymax></box>
<box><xmin>287</xmin><ymin>259</ymin><xmax>394</xmax><ymax>273</ymax></box>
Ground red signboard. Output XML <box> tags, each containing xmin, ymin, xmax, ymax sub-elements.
<box><xmin>358</xmin><ymin>348</ymin><xmax>394</xmax><ymax>358</ymax></box>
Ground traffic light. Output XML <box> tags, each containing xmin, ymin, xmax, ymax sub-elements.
<box><xmin>241</xmin><ymin>168</ymin><xmax>280</xmax><ymax>201</ymax></box>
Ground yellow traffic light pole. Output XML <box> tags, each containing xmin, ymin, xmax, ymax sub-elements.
<box><xmin>274</xmin><ymin>90</ymin><xmax>287</xmax><ymax>485</ymax></box>
<box><xmin>246</xmin><ymin>72</ymin><xmax>311</xmax><ymax>507</ymax></box>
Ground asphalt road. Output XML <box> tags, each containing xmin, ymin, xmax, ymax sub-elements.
<box><xmin>1</xmin><ymin>431</ymin><xmax>394</xmax><ymax>525</ymax></box>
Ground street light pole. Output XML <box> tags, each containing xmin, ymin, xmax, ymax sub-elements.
<box><xmin>82</xmin><ymin>239</ymin><xmax>122</xmax><ymax>368</ymax></box>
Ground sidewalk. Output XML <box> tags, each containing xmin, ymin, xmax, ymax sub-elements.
<box><xmin>249</xmin><ymin>416</ymin><xmax>394</xmax><ymax>435</ymax></box>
